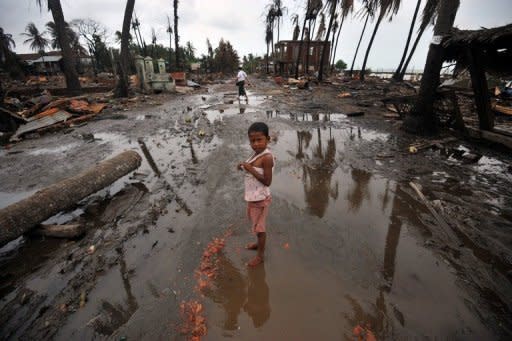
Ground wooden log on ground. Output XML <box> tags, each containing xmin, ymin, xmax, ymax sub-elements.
<box><xmin>0</xmin><ymin>150</ymin><xmax>142</xmax><ymax>247</ymax></box>
<box><xmin>32</xmin><ymin>224</ymin><xmax>85</xmax><ymax>238</ymax></box>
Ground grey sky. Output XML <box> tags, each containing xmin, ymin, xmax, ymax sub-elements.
<box><xmin>1</xmin><ymin>0</ymin><xmax>511</xmax><ymax>71</ymax></box>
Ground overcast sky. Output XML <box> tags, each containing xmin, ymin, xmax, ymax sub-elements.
<box><xmin>1</xmin><ymin>0</ymin><xmax>511</xmax><ymax>71</ymax></box>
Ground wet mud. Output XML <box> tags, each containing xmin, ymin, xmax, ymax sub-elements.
<box><xmin>0</xmin><ymin>80</ymin><xmax>511</xmax><ymax>339</ymax></box>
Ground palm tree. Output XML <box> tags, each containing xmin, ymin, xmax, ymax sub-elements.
<box><xmin>22</xmin><ymin>22</ymin><xmax>49</xmax><ymax>54</ymax></box>
<box><xmin>315</xmin><ymin>13</ymin><xmax>326</xmax><ymax>40</ymax></box>
<box><xmin>330</xmin><ymin>0</ymin><xmax>354</xmax><ymax>70</ymax></box>
<box><xmin>151</xmin><ymin>27</ymin><xmax>157</xmax><ymax>58</ymax></box>
<box><xmin>45</xmin><ymin>21</ymin><xmax>77</xmax><ymax>50</ymax></box>
<box><xmin>265</xmin><ymin>22</ymin><xmax>272</xmax><ymax>73</ymax></box>
<box><xmin>173</xmin><ymin>0</ymin><xmax>181</xmax><ymax>70</ymax></box>
<box><xmin>318</xmin><ymin>0</ymin><xmax>338</xmax><ymax>81</ymax></box>
<box><xmin>22</xmin><ymin>22</ymin><xmax>50</xmax><ymax>75</ymax></box>
<box><xmin>295</xmin><ymin>0</ymin><xmax>311</xmax><ymax>78</ymax></box>
<box><xmin>273</xmin><ymin>0</ymin><xmax>286</xmax><ymax>42</ymax></box>
<box><xmin>291</xmin><ymin>14</ymin><xmax>301</xmax><ymax>40</ymax></box>
<box><xmin>0</xmin><ymin>27</ymin><xmax>16</xmax><ymax>64</ymax></box>
<box><xmin>360</xmin><ymin>0</ymin><xmax>401</xmax><ymax>81</ymax></box>
<box><xmin>265</xmin><ymin>5</ymin><xmax>277</xmax><ymax>57</ymax></box>
<box><xmin>398</xmin><ymin>0</ymin><xmax>438</xmax><ymax>80</ymax></box>
<box><xmin>35</xmin><ymin>0</ymin><xmax>81</xmax><ymax>91</ymax></box>
<box><xmin>115</xmin><ymin>0</ymin><xmax>135</xmax><ymax>98</ymax></box>
<box><xmin>304</xmin><ymin>0</ymin><xmax>323</xmax><ymax>75</ymax></box>
<box><xmin>349</xmin><ymin>1</ymin><xmax>374</xmax><ymax>77</ymax></box>
<box><xmin>166</xmin><ymin>15</ymin><xmax>173</xmax><ymax>69</ymax></box>
<box><xmin>392</xmin><ymin>0</ymin><xmax>422</xmax><ymax>80</ymax></box>
<box><xmin>404</xmin><ymin>0</ymin><xmax>460</xmax><ymax>135</ymax></box>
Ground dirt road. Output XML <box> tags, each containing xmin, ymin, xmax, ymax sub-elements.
<box><xmin>1</xmin><ymin>78</ymin><xmax>511</xmax><ymax>339</ymax></box>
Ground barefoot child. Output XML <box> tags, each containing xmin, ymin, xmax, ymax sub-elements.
<box><xmin>238</xmin><ymin>122</ymin><xmax>274</xmax><ymax>267</ymax></box>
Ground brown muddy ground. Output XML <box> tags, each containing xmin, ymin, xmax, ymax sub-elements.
<box><xmin>1</xmin><ymin>77</ymin><xmax>511</xmax><ymax>340</ymax></box>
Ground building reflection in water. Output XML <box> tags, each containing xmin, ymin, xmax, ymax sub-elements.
<box><xmin>208</xmin><ymin>252</ymin><xmax>271</xmax><ymax>330</ymax></box>
<box><xmin>298</xmin><ymin>127</ymin><xmax>339</xmax><ymax>218</ymax></box>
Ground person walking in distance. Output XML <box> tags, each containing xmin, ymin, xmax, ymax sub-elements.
<box><xmin>236</xmin><ymin>66</ymin><xmax>250</xmax><ymax>103</ymax></box>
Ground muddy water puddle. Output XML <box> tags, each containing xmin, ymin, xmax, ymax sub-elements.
<box><xmin>201</xmin><ymin>125</ymin><xmax>500</xmax><ymax>339</ymax></box>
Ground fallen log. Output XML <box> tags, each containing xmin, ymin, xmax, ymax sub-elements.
<box><xmin>32</xmin><ymin>224</ymin><xmax>85</xmax><ymax>238</ymax></box>
<box><xmin>0</xmin><ymin>150</ymin><xmax>142</xmax><ymax>247</ymax></box>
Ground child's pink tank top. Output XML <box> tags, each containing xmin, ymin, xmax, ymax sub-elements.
<box><xmin>244</xmin><ymin>148</ymin><xmax>274</xmax><ymax>202</ymax></box>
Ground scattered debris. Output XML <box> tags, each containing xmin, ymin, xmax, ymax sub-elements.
<box><xmin>337</xmin><ymin>92</ymin><xmax>352</xmax><ymax>98</ymax></box>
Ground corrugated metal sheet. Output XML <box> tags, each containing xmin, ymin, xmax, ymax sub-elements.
<box><xmin>31</xmin><ymin>55</ymin><xmax>62</xmax><ymax>63</ymax></box>
<box><xmin>13</xmin><ymin>110</ymin><xmax>72</xmax><ymax>138</ymax></box>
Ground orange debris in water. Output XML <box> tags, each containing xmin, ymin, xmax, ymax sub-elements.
<box><xmin>283</xmin><ymin>242</ymin><xmax>290</xmax><ymax>250</ymax></box>
<box><xmin>353</xmin><ymin>324</ymin><xmax>377</xmax><ymax>341</ymax></box>
<box><xmin>180</xmin><ymin>300</ymin><xmax>207</xmax><ymax>340</ymax></box>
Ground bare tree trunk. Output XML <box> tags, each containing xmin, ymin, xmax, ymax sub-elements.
<box><xmin>349</xmin><ymin>12</ymin><xmax>369</xmax><ymax>78</ymax></box>
<box><xmin>295</xmin><ymin>0</ymin><xmax>310</xmax><ymax>79</ymax></box>
<box><xmin>174</xmin><ymin>0</ymin><xmax>180</xmax><ymax>70</ymax></box>
<box><xmin>399</xmin><ymin>25</ymin><xmax>427</xmax><ymax>80</ymax></box>
<box><xmin>318</xmin><ymin>0</ymin><xmax>338</xmax><ymax>81</ymax></box>
<box><xmin>115</xmin><ymin>0</ymin><xmax>135</xmax><ymax>98</ymax></box>
<box><xmin>266</xmin><ymin>42</ymin><xmax>269</xmax><ymax>73</ymax></box>
<box><xmin>360</xmin><ymin>12</ymin><xmax>384</xmax><ymax>81</ymax></box>
<box><xmin>393</xmin><ymin>0</ymin><xmax>422</xmax><ymax>81</ymax></box>
<box><xmin>48</xmin><ymin>0</ymin><xmax>81</xmax><ymax>93</ymax></box>
<box><xmin>0</xmin><ymin>151</ymin><xmax>142</xmax><ymax>247</ymax></box>
<box><xmin>404</xmin><ymin>0</ymin><xmax>460</xmax><ymax>135</ymax></box>
<box><xmin>330</xmin><ymin>16</ymin><xmax>345</xmax><ymax>71</ymax></box>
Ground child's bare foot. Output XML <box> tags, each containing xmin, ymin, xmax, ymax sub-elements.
<box><xmin>247</xmin><ymin>256</ymin><xmax>263</xmax><ymax>267</ymax></box>
<box><xmin>245</xmin><ymin>243</ymin><xmax>258</xmax><ymax>250</ymax></box>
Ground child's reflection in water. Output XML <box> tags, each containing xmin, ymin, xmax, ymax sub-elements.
<box><xmin>244</xmin><ymin>264</ymin><xmax>270</xmax><ymax>327</ymax></box>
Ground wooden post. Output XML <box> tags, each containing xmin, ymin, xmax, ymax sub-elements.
<box><xmin>0</xmin><ymin>150</ymin><xmax>141</xmax><ymax>247</ymax></box>
<box><xmin>467</xmin><ymin>47</ymin><xmax>494</xmax><ymax>130</ymax></box>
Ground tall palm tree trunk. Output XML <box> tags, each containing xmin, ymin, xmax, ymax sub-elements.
<box><xmin>399</xmin><ymin>24</ymin><xmax>427</xmax><ymax>80</ymax></box>
<box><xmin>349</xmin><ymin>12</ymin><xmax>369</xmax><ymax>78</ymax></box>
<box><xmin>305</xmin><ymin>19</ymin><xmax>313</xmax><ymax>75</ymax></box>
<box><xmin>48</xmin><ymin>0</ymin><xmax>81</xmax><ymax>92</ymax></box>
<box><xmin>295</xmin><ymin>0</ymin><xmax>310</xmax><ymax>79</ymax></box>
<box><xmin>318</xmin><ymin>0</ymin><xmax>338</xmax><ymax>81</ymax></box>
<box><xmin>360</xmin><ymin>11</ymin><xmax>384</xmax><ymax>81</ymax></box>
<box><xmin>173</xmin><ymin>0</ymin><xmax>180</xmax><ymax>70</ymax></box>
<box><xmin>115</xmin><ymin>0</ymin><xmax>135</xmax><ymax>98</ymax></box>
<box><xmin>330</xmin><ymin>16</ymin><xmax>345</xmax><ymax>71</ymax></box>
<box><xmin>393</xmin><ymin>0</ymin><xmax>422</xmax><ymax>81</ymax></box>
<box><xmin>404</xmin><ymin>0</ymin><xmax>460</xmax><ymax>135</ymax></box>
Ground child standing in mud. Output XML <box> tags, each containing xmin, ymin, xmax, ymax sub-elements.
<box><xmin>238</xmin><ymin>122</ymin><xmax>274</xmax><ymax>267</ymax></box>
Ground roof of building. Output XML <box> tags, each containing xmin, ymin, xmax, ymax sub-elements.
<box><xmin>17</xmin><ymin>50</ymin><xmax>92</xmax><ymax>63</ymax></box>
<box><xmin>30</xmin><ymin>55</ymin><xmax>63</xmax><ymax>64</ymax></box>
<box><xmin>276</xmin><ymin>40</ymin><xmax>330</xmax><ymax>45</ymax></box>
<box><xmin>443</xmin><ymin>23</ymin><xmax>512</xmax><ymax>74</ymax></box>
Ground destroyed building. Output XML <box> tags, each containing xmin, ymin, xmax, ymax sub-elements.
<box><xmin>274</xmin><ymin>40</ymin><xmax>330</xmax><ymax>75</ymax></box>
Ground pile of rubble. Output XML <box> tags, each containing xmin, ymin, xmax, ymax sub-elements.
<box><xmin>0</xmin><ymin>90</ymin><xmax>107</xmax><ymax>142</ymax></box>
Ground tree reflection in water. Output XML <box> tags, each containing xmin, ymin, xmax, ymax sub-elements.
<box><xmin>299</xmin><ymin>127</ymin><xmax>339</xmax><ymax>218</ymax></box>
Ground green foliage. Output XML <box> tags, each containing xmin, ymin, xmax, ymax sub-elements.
<box><xmin>335</xmin><ymin>59</ymin><xmax>347</xmax><ymax>70</ymax></box>
<box><xmin>217</xmin><ymin>39</ymin><xmax>239</xmax><ymax>73</ymax></box>
<box><xmin>242</xmin><ymin>54</ymin><xmax>262</xmax><ymax>73</ymax></box>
